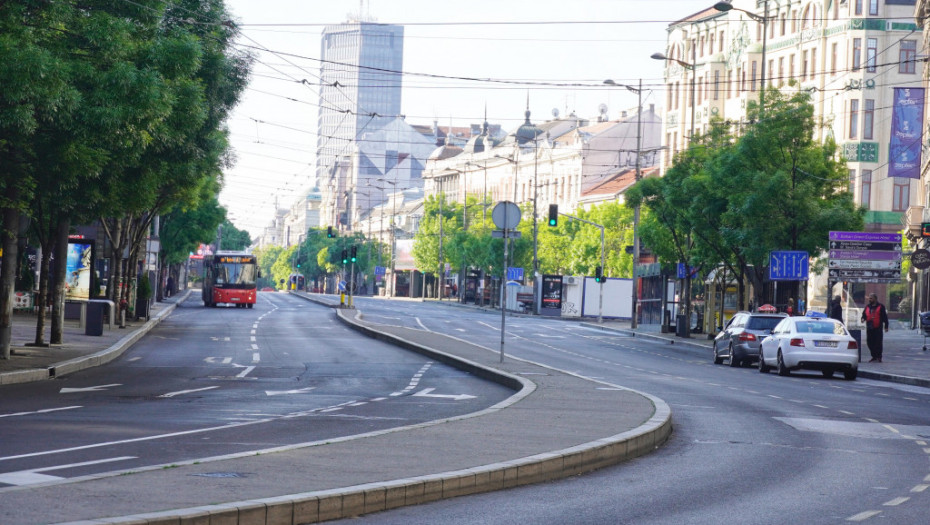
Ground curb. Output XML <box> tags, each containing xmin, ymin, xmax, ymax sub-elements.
<box><xmin>61</xmin><ymin>293</ymin><xmax>672</xmax><ymax>525</ymax></box>
<box><xmin>0</xmin><ymin>291</ymin><xmax>189</xmax><ymax>385</ymax></box>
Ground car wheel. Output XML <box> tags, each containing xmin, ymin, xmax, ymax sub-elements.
<box><xmin>777</xmin><ymin>351</ymin><xmax>790</xmax><ymax>376</ymax></box>
<box><xmin>713</xmin><ymin>343</ymin><xmax>724</xmax><ymax>365</ymax></box>
<box><xmin>728</xmin><ymin>345</ymin><xmax>740</xmax><ymax>368</ymax></box>
<box><xmin>247</xmin><ymin>303</ymin><xmax>254</xmax><ymax>309</ymax></box>
<box><xmin>844</xmin><ymin>369</ymin><xmax>858</xmax><ymax>381</ymax></box>
<box><xmin>758</xmin><ymin>349</ymin><xmax>770</xmax><ymax>373</ymax></box>
<box><xmin>822</xmin><ymin>370</ymin><xmax>834</xmax><ymax>378</ymax></box>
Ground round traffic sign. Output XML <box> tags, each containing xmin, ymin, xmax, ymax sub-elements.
<box><xmin>492</xmin><ymin>201</ymin><xmax>521</xmax><ymax>229</ymax></box>
<box><xmin>912</xmin><ymin>249</ymin><xmax>930</xmax><ymax>270</ymax></box>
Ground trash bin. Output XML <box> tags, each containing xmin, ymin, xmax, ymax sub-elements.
<box><xmin>676</xmin><ymin>313</ymin><xmax>691</xmax><ymax>338</ymax></box>
<box><xmin>849</xmin><ymin>329</ymin><xmax>862</xmax><ymax>362</ymax></box>
<box><xmin>85</xmin><ymin>301</ymin><xmax>105</xmax><ymax>336</ymax></box>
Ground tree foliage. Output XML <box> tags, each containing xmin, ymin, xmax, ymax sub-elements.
<box><xmin>627</xmin><ymin>88</ymin><xmax>865</xmax><ymax>307</ymax></box>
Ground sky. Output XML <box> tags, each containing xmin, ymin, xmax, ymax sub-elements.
<box><xmin>220</xmin><ymin>0</ymin><xmax>706</xmax><ymax>237</ymax></box>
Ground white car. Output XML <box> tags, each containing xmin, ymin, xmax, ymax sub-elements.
<box><xmin>759</xmin><ymin>317</ymin><xmax>858</xmax><ymax>380</ymax></box>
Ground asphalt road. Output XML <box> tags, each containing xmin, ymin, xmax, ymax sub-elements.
<box><xmin>0</xmin><ymin>293</ymin><xmax>512</xmax><ymax>488</ymax></box>
<box><xmin>333</xmin><ymin>298</ymin><xmax>930</xmax><ymax>525</ymax></box>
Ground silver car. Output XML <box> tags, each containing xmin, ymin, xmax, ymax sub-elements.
<box><xmin>713</xmin><ymin>312</ymin><xmax>788</xmax><ymax>367</ymax></box>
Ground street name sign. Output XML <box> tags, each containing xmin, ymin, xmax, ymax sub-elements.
<box><xmin>828</xmin><ymin>231</ymin><xmax>902</xmax><ymax>283</ymax></box>
<box><xmin>507</xmin><ymin>267</ymin><xmax>524</xmax><ymax>281</ymax></box>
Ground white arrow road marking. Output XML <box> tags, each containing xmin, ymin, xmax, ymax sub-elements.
<box><xmin>0</xmin><ymin>456</ymin><xmax>136</xmax><ymax>486</ymax></box>
<box><xmin>59</xmin><ymin>384</ymin><xmax>121</xmax><ymax>394</ymax></box>
<box><xmin>0</xmin><ymin>406</ymin><xmax>81</xmax><ymax>419</ymax></box>
<box><xmin>265</xmin><ymin>387</ymin><xmax>316</xmax><ymax>396</ymax></box>
<box><xmin>159</xmin><ymin>386</ymin><xmax>220</xmax><ymax>398</ymax></box>
<box><xmin>204</xmin><ymin>357</ymin><xmax>232</xmax><ymax>364</ymax></box>
<box><xmin>412</xmin><ymin>388</ymin><xmax>477</xmax><ymax>401</ymax></box>
<box><xmin>236</xmin><ymin>366</ymin><xmax>255</xmax><ymax>378</ymax></box>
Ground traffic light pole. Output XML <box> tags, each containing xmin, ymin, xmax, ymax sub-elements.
<box><xmin>557</xmin><ymin>212</ymin><xmax>605</xmax><ymax>324</ymax></box>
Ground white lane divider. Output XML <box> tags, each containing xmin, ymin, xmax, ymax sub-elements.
<box><xmin>0</xmin><ymin>406</ymin><xmax>82</xmax><ymax>419</ymax></box>
<box><xmin>390</xmin><ymin>362</ymin><xmax>433</xmax><ymax>397</ymax></box>
<box><xmin>0</xmin><ymin>456</ymin><xmax>136</xmax><ymax>486</ymax></box>
<box><xmin>159</xmin><ymin>387</ymin><xmax>220</xmax><ymax>398</ymax></box>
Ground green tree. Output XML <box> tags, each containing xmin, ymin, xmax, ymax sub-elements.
<box><xmin>219</xmin><ymin>220</ymin><xmax>251</xmax><ymax>251</ymax></box>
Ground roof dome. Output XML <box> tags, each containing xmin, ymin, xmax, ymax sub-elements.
<box><xmin>464</xmin><ymin>119</ymin><xmax>497</xmax><ymax>154</ymax></box>
<box><xmin>515</xmin><ymin>108</ymin><xmax>543</xmax><ymax>145</ymax></box>
<box><xmin>428</xmin><ymin>143</ymin><xmax>463</xmax><ymax>161</ymax></box>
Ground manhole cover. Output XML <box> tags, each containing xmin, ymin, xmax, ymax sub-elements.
<box><xmin>191</xmin><ymin>472</ymin><xmax>248</xmax><ymax>478</ymax></box>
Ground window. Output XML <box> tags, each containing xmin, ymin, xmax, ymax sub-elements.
<box><xmin>751</xmin><ymin>61</ymin><xmax>758</xmax><ymax>92</ymax></box>
<box><xmin>810</xmin><ymin>48</ymin><xmax>816</xmax><ymax>80</ymax></box>
<box><xmin>778</xmin><ymin>57</ymin><xmax>785</xmax><ymax>86</ymax></box>
<box><xmin>863</xmin><ymin>99</ymin><xmax>874</xmax><ymax>140</ymax></box>
<box><xmin>900</xmin><ymin>41</ymin><xmax>917</xmax><ymax>74</ymax></box>
<box><xmin>860</xmin><ymin>170</ymin><xmax>871</xmax><ymax>207</ymax></box>
<box><xmin>727</xmin><ymin>70</ymin><xmax>732</xmax><ymax>98</ymax></box>
<box><xmin>831</xmin><ymin>43</ymin><xmax>838</xmax><ymax>75</ymax></box>
<box><xmin>801</xmin><ymin>51</ymin><xmax>808</xmax><ymax>80</ymax></box>
<box><xmin>719</xmin><ymin>31</ymin><xmax>725</xmax><ymax>53</ymax></box>
<box><xmin>893</xmin><ymin>180</ymin><xmax>910</xmax><ymax>212</ymax></box>
<box><xmin>769</xmin><ymin>59</ymin><xmax>775</xmax><ymax>86</ymax></box>
<box><xmin>675</xmin><ymin>81</ymin><xmax>680</xmax><ymax>109</ymax></box>
<box><xmin>709</xmin><ymin>33</ymin><xmax>715</xmax><ymax>55</ymax></box>
<box><xmin>714</xmin><ymin>70</ymin><xmax>720</xmax><ymax>100</ymax></box>
<box><xmin>667</xmin><ymin>83</ymin><xmax>673</xmax><ymax>109</ymax></box>
<box><xmin>867</xmin><ymin>38</ymin><xmax>877</xmax><ymax>72</ymax></box>
<box><xmin>853</xmin><ymin>38</ymin><xmax>862</xmax><ymax>70</ymax></box>
<box><xmin>849</xmin><ymin>99</ymin><xmax>859</xmax><ymax>139</ymax></box>
<box><xmin>855</xmin><ymin>0</ymin><xmax>863</xmax><ymax>16</ymax></box>
<box><xmin>848</xmin><ymin>169</ymin><xmax>856</xmax><ymax>194</ymax></box>
<box><xmin>869</xmin><ymin>0</ymin><xmax>878</xmax><ymax>16</ymax></box>
<box><xmin>781</xmin><ymin>13</ymin><xmax>787</xmax><ymax>36</ymax></box>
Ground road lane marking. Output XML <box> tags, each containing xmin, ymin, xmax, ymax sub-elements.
<box><xmin>0</xmin><ymin>456</ymin><xmax>137</xmax><ymax>486</ymax></box>
<box><xmin>883</xmin><ymin>497</ymin><xmax>909</xmax><ymax>506</ymax></box>
<box><xmin>204</xmin><ymin>357</ymin><xmax>232</xmax><ymax>364</ymax></box>
<box><xmin>236</xmin><ymin>366</ymin><xmax>255</xmax><ymax>378</ymax></box>
<box><xmin>265</xmin><ymin>387</ymin><xmax>316</xmax><ymax>396</ymax></box>
<box><xmin>412</xmin><ymin>388</ymin><xmax>476</xmax><ymax>401</ymax></box>
<box><xmin>911</xmin><ymin>484</ymin><xmax>928</xmax><ymax>493</ymax></box>
<box><xmin>252</xmin><ymin>352</ymin><xmax>260</xmax><ymax>363</ymax></box>
<box><xmin>847</xmin><ymin>510</ymin><xmax>882</xmax><ymax>521</ymax></box>
<box><xmin>251</xmin><ymin>344</ymin><xmax>259</xmax><ymax>350</ymax></box>
<box><xmin>0</xmin><ymin>406</ymin><xmax>82</xmax><ymax>419</ymax></box>
<box><xmin>391</xmin><ymin>362</ymin><xmax>433</xmax><ymax>396</ymax></box>
<box><xmin>159</xmin><ymin>387</ymin><xmax>220</xmax><ymax>398</ymax></box>
<box><xmin>415</xmin><ymin>317</ymin><xmax>428</xmax><ymax>330</ymax></box>
<box><xmin>59</xmin><ymin>384</ymin><xmax>121</xmax><ymax>394</ymax></box>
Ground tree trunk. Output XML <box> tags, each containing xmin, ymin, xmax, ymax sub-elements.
<box><xmin>33</xmin><ymin>245</ymin><xmax>51</xmax><ymax>347</ymax></box>
<box><xmin>50</xmin><ymin>217</ymin><xmax>69</xmax><ymax>344</ymax></box>
<box><xmin>0</xmin><ymin>201</ymin><xmax>20</xmax><ymax>360</ymax></box>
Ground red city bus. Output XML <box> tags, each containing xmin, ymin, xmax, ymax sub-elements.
<box><xmin>202</xmin><ymin>252</ymin><xmax>258</xmax><ymax>308</ymax></box>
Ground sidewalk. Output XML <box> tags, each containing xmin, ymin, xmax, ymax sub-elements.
<box><xmin>0</xmin><ymin>292</ymin><xmax>185</xmax><ymax>384</ymax></box>
<box><xmin>0</xmin><ymin>291</ymin><xmax>670</xmax><ymax>525</ymax></box>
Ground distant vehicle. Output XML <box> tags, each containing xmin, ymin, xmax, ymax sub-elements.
<box><xmin>713</xmin><ymin>311</ymin><xmax>787</xmax><ymax>367</ymax></box>
<box><xmin>759</xmin><ymin>317</ymin><xmax>858</xmax><ymax>380</ymax></box>
<box><xmin>202</xmin><ymin>252</ymin><xmax>258</xmax><ymax>308</ymax></box>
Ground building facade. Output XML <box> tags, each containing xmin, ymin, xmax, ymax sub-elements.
<box><xmin>316</xmin><ymin>20</ymin><xmax>404</xmax><ymax>227</ymax></box>
<box><xmin>660</xmin><ymin>0</ymin><xmax>923</xmax><ymax>312</ymax></box>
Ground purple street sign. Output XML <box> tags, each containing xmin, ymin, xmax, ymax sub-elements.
<box><xmin>829</xmin><ymin>231</ymin><xmax>902</xmax><ymax>243</ymax></box>
<box><xmin>829</xmin><ymin>250</ymin><xmax>902</xmax><ymax>261</ymax></box>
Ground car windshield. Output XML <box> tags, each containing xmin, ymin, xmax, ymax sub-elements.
<box><xmin>746</xmin><ymin>316</ymin><xmax>783</xmax><ymax>330</ymax></box>
<box><xmin>795</xmin><ymin>321</ymin><xmax>845</xmax><ymax>335</ymax></box>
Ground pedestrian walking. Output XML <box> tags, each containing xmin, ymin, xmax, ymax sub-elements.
<box><xmin>860</xmin><ymin>293</ymin><xmax>889</xmax><ymax>362</ymax></box>
<box><xmin>829</xmin><ymin>296</ymin><xmax>843</xmax><ymax>324</ymax></box>
<box><xmin>786</xmin><ymin>298</ymin><xmax>795</xmax><ymax>316</ymax></box>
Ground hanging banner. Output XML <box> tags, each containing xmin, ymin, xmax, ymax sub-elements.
<box><xmin>888</xmin><ymin>87</ymin><xmax>925</xmax><ymax>179</ymax></box>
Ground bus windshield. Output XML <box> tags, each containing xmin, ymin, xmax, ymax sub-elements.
<box><xmin>214</xmin><ymin>261</ymin><xmax>256</xmax><ymax>287</ymax></box>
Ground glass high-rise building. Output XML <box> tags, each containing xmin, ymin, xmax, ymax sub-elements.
<box><xmin>316</xmin><ymin>22</ymin><xmax>404</xmax><ymax>189</ymax></box>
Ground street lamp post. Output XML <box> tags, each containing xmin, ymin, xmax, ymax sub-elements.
<box><xmin>653</xmin><ymin>42</ymin><xmax>697</xmax><ymax>337</ymax></box>
<box><xmin>604</xmin><ymin>79</ymin><xmax>644</xmax><ymax>329</ymax></box>
<box><xmin>376</xmin><ymin>177</ymin><xmax>400</xmax><ymax>297</ymax></box>
<box><xmin>714</xmin><ymin>1</ymin><xmax>768</xmax><ymax>113</ymax></box>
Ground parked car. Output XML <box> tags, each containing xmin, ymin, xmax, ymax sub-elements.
<box><xmin>758</xmin><ymin>317</ymin><xmax>858</xmax><ymax>380</ymax></box>
<box><xmin>713</xmin><ymin>311</ymin><xmax>787</xmax><ymax>367</ymax></box>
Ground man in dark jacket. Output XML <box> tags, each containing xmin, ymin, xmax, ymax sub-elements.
<box><xmin>860</xmin><ymin>293</ymin><xmax>889</xmax><ymax>362</ymax></box>
<box><xmin>829</xmin><ymin>296</ymin><xmax>843</xmax><ymax>324</ymax></box>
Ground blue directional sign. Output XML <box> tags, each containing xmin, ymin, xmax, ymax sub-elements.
<box><xmin>506</xmin><ymin>267</ymin><xmax>524</xmax><ymax>282</ymax></box>
<box><xmin>374</xmin><ymin>265</ymin><xmax>386</xmax><ymax>276</ymax></box>
<box><xmin>769</xmin><ymin>251</ymin><xmax>809</xmax><ymax>281</ymax></box>
<box><xmin>677</xmin><ymin>263</ymin><xmax>698</xmax><ymax>280</ymax></box>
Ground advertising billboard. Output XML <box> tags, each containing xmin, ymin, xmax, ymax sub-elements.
<box><xmin>65</xmin><ymin>241</ymin><xmax>95</xmax><ymax>300</ymax></box>
<box><xmin>889</xmin><ymin>87</ymin><xmax>925</xmax><ymax>179</ymax></box>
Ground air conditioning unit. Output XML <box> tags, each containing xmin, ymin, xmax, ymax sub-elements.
<box><xmin>564</xmin><ymin>276</ymin><xmax>577</xmax><ymax>285</ymax></box>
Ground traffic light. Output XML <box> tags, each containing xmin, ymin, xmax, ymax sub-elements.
<box><xmin>594</xmin><ymin>266</ymin><xmax>603</xmax><ymax>283</ymax></box>
<box><xmin>341</xmin><ymin>249</ymin><xmax>348</xmax><ymax>264</ymax></box>
<box><xmin>296</xmin><ymin>256</ymin><xmax>301</xmax><ymax>268</ymax></box>
<box><xmin>350</xmin><ymin>245</ymin><xmax>357</xmax><ymax>263</ymax></box>
<box><xmin>548</xmin><ymin>204</ymin><xmax>558</xmax><ymax>227</ymax></box>
<box><xmin>327</xmin><ymin>226</ymin><xmax>334</xmax><ymax>238</ymax></box>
